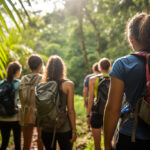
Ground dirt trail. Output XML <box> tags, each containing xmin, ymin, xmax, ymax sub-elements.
<box><xmin>9</xmin><ymin>121</ymin><xmax>93</xmax><ymax>150</ymax></box>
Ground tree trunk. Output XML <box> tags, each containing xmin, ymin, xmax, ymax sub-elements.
<box><xmin>78</xmin><ymin>10</ymin><xmax>89</xmax><ymax>74</ymax></box>
<box><xmin>144</xmin><ymin>0</ymin><xmax>150</xmax><ymax>13</ymax></box>
<box><xmin>85</xmin><ymin>7</ymin><xmax>101</xmax><ymax>56</ymax></box>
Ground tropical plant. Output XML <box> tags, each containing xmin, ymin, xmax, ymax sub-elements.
<box><xmin>0</xmin><ymin>0</ymin><xmax>30</xmax><ymax>79</ymax></box>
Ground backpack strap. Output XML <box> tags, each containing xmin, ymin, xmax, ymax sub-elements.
<box><xmin>94</xmin><ymin>74</ymin><xmax>109</xmax><ymax>99</ymax></box>
<box><xmin>127</xmin><ymin>52</ymin><xmax>150</xmax><ymax>142</ymax></box>
<box><xmin>94</xmin><ymin>77</ymin><xmax>99</xmax><ymax>99</ymax></box>
<box><xmin>133</xmin><ymin>52</ymin><xmax>150</xmax><ymax>102</ymax></box>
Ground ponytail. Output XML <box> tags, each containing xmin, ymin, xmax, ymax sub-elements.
<box><xmin>139</xmin><ymin>15</ymin><xmax>150</xmax><ymax>51</ymax></box>
<box><xmin>6</xmin><ymin>61</ymin><xmax>22</xmax><ymax>82</ymax></box>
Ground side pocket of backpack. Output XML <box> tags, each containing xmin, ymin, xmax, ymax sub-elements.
<box><xmin>18</xmin><ymin>107</ymin><xmax>24</xmax><ymax>126</ymax></box>
<box><xmin>139</xmin><ymin>98</ymin><xmax>150</xmax><ymax>125</ymax></box>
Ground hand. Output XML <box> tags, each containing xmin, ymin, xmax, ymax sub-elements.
<box><xmin>70</xmin><ymin>132</ymin><xmax>77</xmax><ymax>143</ymax></box>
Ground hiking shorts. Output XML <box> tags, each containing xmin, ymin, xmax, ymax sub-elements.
<box><xmin>90</xmin><ymin>113</ymin><xmax>103</xmax><ymax>128</ymax></box>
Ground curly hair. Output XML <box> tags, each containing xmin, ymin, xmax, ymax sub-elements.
<box><xmin>43</xmin><ymin>55</ymin><xmax>66</xmax><ymax>82</ymax></box>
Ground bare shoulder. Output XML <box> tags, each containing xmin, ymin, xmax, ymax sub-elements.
<box><xmin>89</xmin><ymin>75</ymin><xmax>97</xmax><ymax>84</ymax></box>
<box><xmin>63</xmin><ymin>80</ymin><xmax>74</xmax><ymax>87</ymax></box>
<box><xmin>62</xmin><ymin>79</ymin><xmax>74</xmax><ymax>93</ymax></box>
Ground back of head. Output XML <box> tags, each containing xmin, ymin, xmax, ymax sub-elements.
<box><xmin>92</xmin><ymin>62</ymin><xmax>100</xmax><ymax>73</ymax></box>
<box><xmin>127</xmin><ymin>12</ymin><xmax>150</xmax><ymax>52</ymax></box>
<box><xmin>99</xmin><ymin>58</ymin><xmax>111</xmax><ymax>72</ymax></box>
<box><xmin>7</xmin><ymin>61</ymin><xmax>22</xmax><ymax>82</ymax></box>
<box><xmin>43</xmin><ymin>55</ymin><xmax>66</xmax><ymax>82</ymax></box>
<box><xmin>27</xmin><ymin>54</ymin><xmax>43</xmax><ymax>71</ymax></box>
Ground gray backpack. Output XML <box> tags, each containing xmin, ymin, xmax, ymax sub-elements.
<box><xmin>35</xmin><ymin>80</ymin><xmax>67</xmax><ymax>129</ymax></box>
<box><xmin>19</xmin><ymin>74</ymin><xmax>42</xmax><ymax>126</ymax></box>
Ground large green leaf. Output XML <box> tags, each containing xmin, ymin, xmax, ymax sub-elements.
<box><xmin>0</xmin><ymin>45</ymin><xmax>7</xmax><ymax>63</ymax></box>
<box><xmin>0</xmin><ymin>27</ymin><xmax>6</xmax><ymax>41</ymax></box>
<box><xmin>0</xmin><ymin>13</ymin><xmax>8</xmax><ymax>32</ymax></box>
<box><xmin>18</xmin><ymin>0</ymin><xmax>31</xmax><ymax>22</ymax></box>
<box><xmin>0</xmin><ymin>0</ymin><xmax>20</xmax><ymax>31</ymax></box>
<box><xmin>7</xmin><ymin>0</ymin><xmax>25</xmax><ymax>28</ymax></box>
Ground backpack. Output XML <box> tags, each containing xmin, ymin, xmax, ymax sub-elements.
<box><xmin>120</xmin><ymin>52</ymin><xmax>150</xmax><ymax>142</ymax></box>
<box><xmin>35</xmin><ymin>80</ymin><xmax>67</xmax><ymax>148</ymax></box>
<box><xmin>35</xmin><ymin>80</ymin><xmax>67</xmax><ymax>129</ymax></box>
<box><xmin>0</xmin><ymin>79</ymin><xmax>18</xmax><ymax>117</ymax></box>
<box><xmin>92</xmin><ymin>74</ymin><xmax>110</xmax><ymax>115</ymax></box>
<box><xmin>18</xmin><ymin>73</ymin><xmax>42</xmax><ymax>126</ymax></box>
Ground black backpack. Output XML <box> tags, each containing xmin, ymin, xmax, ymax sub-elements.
<box><xmin>0</xmin><ymin>79</ymin><xmax>18</xmax><ymax>117</ymax></box>
<box><xmin>92</xmin><ymin>75</ymin><xmax>110</xmax><ymax>115</ymax></box>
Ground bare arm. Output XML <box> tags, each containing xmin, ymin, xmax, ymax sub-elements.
<box><xmin>104</xmin><ymin>76</ymin><xmax>124</xmax><ymax>150</ymax></box>
<box><xmin>83</xmin><ymin>86</ymin><xmax>88</xmax><ymax>108</ymax></box>
<box><xmin>66</xmin><ymin>81</ymin><xmax>77</xmax><ymax>142</ymax></box>
<box><xmin>87</xmin><ymin>78</ymin><xmax>95</xmax><ymax>126</ymax></box>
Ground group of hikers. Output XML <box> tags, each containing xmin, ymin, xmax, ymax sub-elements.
<box><xmin>0</xmin><ymin>12</ymin><xmax>150</xmax><ymax>150</ymax></box>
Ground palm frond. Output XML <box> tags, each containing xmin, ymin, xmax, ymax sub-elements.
<box><xmin>0</xmin><ymin>0</ymin><xmax>20</xmax><ymax>31</ymax></box>
<box><xmin>7</xmin><ymin>0</ymin><xmax>25</xmax><ymax>28</ymax></box>
<box><xmin>0</xmin><ymin>45</ymin><xmax>7</xmax><ymax>63</ymax></box>
<box><xmin>0</xmin><ymin>27</ymin><xmax>6</xmax><ymax>41</ymax></box>
<box><xmin>18</xmin><ymin>0</ymin><xmax>31</xmax><ymax>22</ymax></box>
<box><xmin>0</xmin><ymin>13</ymin><xmax>8</xmax><ymax>32</ymax></box>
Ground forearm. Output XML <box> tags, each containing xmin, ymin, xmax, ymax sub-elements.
<box><xmin>68</xmin><ymin>110</ymin><xmax>76</xmax><ymax>131</ymax></box>
<box><xmin>87</xmin><ymin>97</ymin><xmax>93</xmax><ymax>115</ymax></box>
<box><xmin>83</xmin><ymin>87</ymin><xmax>88</xmax><ymax>102</ymax></box>
<box><xmin>104</xmin><ymin>103</ymin><xmax>121</xmax><ymax>150</ymax></box>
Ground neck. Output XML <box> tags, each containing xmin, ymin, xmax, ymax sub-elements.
<box><xmin>132</xmin><ymin>43</ymin><xmax>143</xmax><ymax>52</ymax></box>
<box><xmin>32</xmin><ymin>70</ymin><xmax>39</xmax><ymax>73</ymax></box>
<box><xmin>101</xmin><ymin>70</ymin><xmax>109</xmax><ymax>74</ymax></box>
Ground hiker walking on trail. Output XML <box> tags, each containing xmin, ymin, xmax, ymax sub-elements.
<box><xmin>19</xmin><ymin>55</ymin><xmax>44</xmax><ymax>150</ymax></box>
<box><xmin>0</xmin><ymin>61</ymin><xmax>22</xmax><ymax>150</ymax></box>
<box><xmin>39</xmin><ymin>55</ymin><xmax>77</xmax><ymax>150</ymax></box>
<box><xmin>87</xmin><ymin>58</ymin><xmax>111</xmax><ymax>150</ymax></box>
<box><xmin>104</xmin><ymin>13</ymin><xmax>150</xmax><ymax>150</ymax></box>
<box><xmin>83</xmin><ymin>62</ymin><xmax>100</xmax><ymax>109</ymax></box>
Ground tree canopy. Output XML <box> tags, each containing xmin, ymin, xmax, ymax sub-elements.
<box><xmin>0</xmin><ymin>0</ymin><xmax>149</xmax><ymax>94</ymax></box>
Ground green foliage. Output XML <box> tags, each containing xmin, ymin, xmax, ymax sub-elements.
<box><xmin>74</xmin><ymin>95</ymin><xmax>86</xmax><ymax>120</ymax></box>
<box><xmin>0</xmin><ymin>0</ymin><xmax>31</xmax><ymax>79</ymax></box>
<box><xmin>1</xmin><ymin>0</ymin><xmax>149</xmax><ymax>93</ymax></box>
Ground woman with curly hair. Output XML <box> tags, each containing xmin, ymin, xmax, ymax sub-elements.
<box><xmin>41</xmin><ymin>55</ymin><xmax>77</xmax><ymax>150</ymax></box>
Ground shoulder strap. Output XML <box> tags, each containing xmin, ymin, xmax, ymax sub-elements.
<box><xmin>127</xmin><ymin>52</ymin><xmax>150</xmax><ymax>142</ymax></box>
<box><xmin>94</xmin><ymin>77</ymin><xmax>99</xmax><ymax>99</ymax></box>
<box><xmin>133</xmin><ymin>52</ymin><xmax>150</xmax><ymax>100</ymax></box>
<box><xmin>35</xmin><ymin>75</ymin><xmax>42</xmax><ymax>85</ymax></box>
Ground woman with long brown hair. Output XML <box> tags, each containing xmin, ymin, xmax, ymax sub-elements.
<box><xmin>0</xmin><ymin>61</ymin><xmax>22</xmax><ymax>150</ymax></box>
<box><xmin>41</xmin><ymin>55</ymin><xmax>77</xmax><ymax>150</ymax></box>
<box><xmin>104</xmin><ymin>13</ymin><xmax>150</xmax><ymax>150</ymax></box>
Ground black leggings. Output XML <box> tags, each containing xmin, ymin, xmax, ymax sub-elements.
<box><xmin>115</xmin><ymin>133</ymin><xmax>150</xmax><ymax>150</ymax></box>
<box><xmin>42</xmin><ymin>130</ymin><xmax>73</xmax><ymax>150</ymax></box>
<box><xmin>0</xmin><ymin>121</ymin><xmax>21</xmax><ymax>150</ymax></box>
